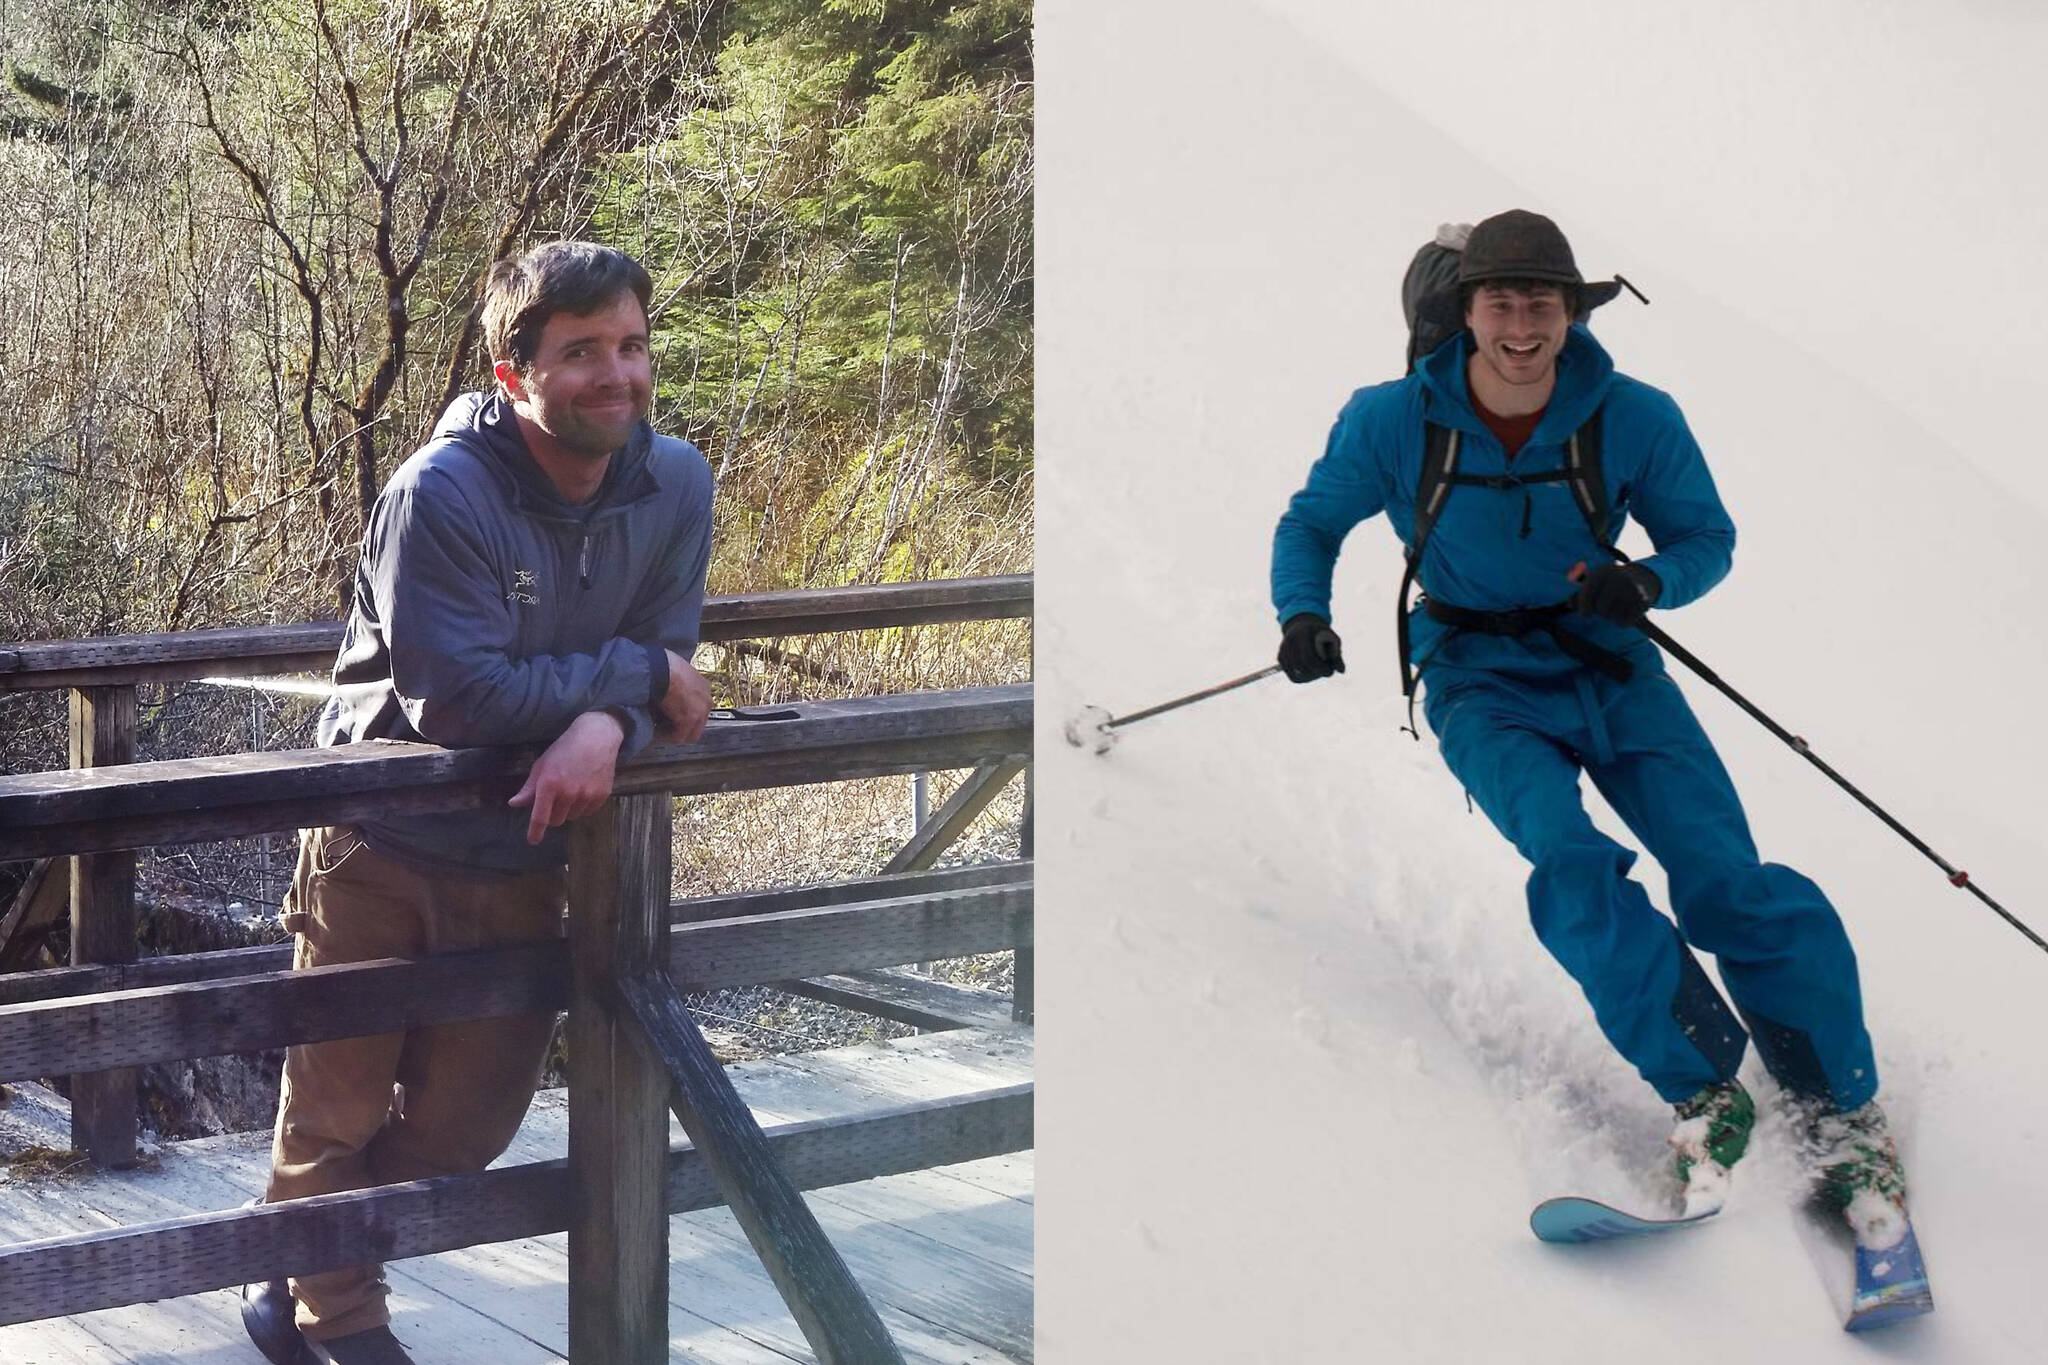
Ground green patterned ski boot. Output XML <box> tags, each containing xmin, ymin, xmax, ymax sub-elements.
<box><xmin>1806</xmin><ymin>1100</ymin><xmax>1909</xmax><ymax>1249</ymax></box>
<box><xmin>1669</xmin><ymin>1078</ymin><xmax>1755</xmax><ymax>1215</ymax></box>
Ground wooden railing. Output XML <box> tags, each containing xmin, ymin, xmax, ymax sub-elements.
<box><xmin>0</xmin><ymin>574</ymin><xmax>1034</xmax><ymax>1167</ymax></box>
<box><xmin>0</xmin><ymin>577</ymin><xmax>1034</xmax><ymax>1364</ymax></box>
<box><xmin>0</xmin><ymin>575</ymin><xmax>1034</xmax><ymax>691</ymax></box>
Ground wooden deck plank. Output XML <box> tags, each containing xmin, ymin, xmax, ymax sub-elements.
<box><xmin>389</xmin><ymin>1233</ymin><xmax>806</xmax><ymax>1365</ymax></box>
<box><xmin>723</xmin><ymin>1035</ymin><xmax>1035</xmax><ymax>1207</ymax></box>
<box><xmin>587</xmin><ymin>1039</ymin><xmax>1032</xmax><ymax>1362</ymax></box>
<box><xmin>725</xmin><ymin>1064</ymin><xmax>1034</xmax><ymax>1272</ymax></box>
<box><xmin>6</xmin><ymin>1149</ymin><xmax>583</xmax><ymax>1365</ymax></box>
<box><xmin>918</xmin><ymin>1152</ymin><xmax>1034</xmax><ymax>1204</ymax></box>
<box><xmin>0</xmin><ymin>1193</ymin><xmax>275</xmax><ymax>1365</ymax></box>
<box><xmin>515</xmin><ymin>1063</ymin><xmax>1035</xmax><ymax>1271</ymax></box>
<box><xmin>0</xmin><ymin>1320</ymin><xmax>139</xmax><ymax>1365</ymax></box>
<box><xmin>0</xmin><ymin>1199</ymin><xmax>140</xmax><ymax>1364</ymax></box>
<box><xmin>739</xmin><ymin>1191</ymin><xmax>1032</xmax><ymax>1358</ymax></box>
<box><xmin>401</xmin><ymin>1209</ymin><xmax>1020</xmax><ymax>1365</ymax></box>
<box><xmin>658</xmin><ymin>1202</ymin><xmax>1029</xmax><ymax>1365</ymax></box>
<box><xmin>1</xmin><ymin>1091</ymin><xmax>1028</xmax><ymax>1347</ymax></box>
<box><xmin>0</xmin><ymin>1027</ymin><xmax>1031</xmax><ymax>1362</ymax></box>
<box><xmin>805</xmin><ymin>1169</ymin><xmax>1033</xmax><ymax>1280</ymax></box>
<box><xmin>28</xmin><ymin>1144</ymin><xmax>788</xmax><ymax>1365</ymax></box>
<box><xmin>1</xmin><ymin>1137</ymin><xmax>1022</xmax><ymax>1365</ymax></box>
<box><xmin>492</xmin><ymin>1050</ymin><xmax>1035</xmax><ymax>1363</ymax></box>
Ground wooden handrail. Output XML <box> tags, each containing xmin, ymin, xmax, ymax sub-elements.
<box><xmin>0</xmin><ymin>684</ymin><xmax>1031</xmax><ymax>860</ymax></box>
<box><xmin>0</xmin><ymin>884</ymin><xmax>1032</xmax><ymax>1082</ymax></box>
<box><xmin>0</xmin><ymin>574</ymin><xmax>1033</xmax><ymax>690</ymax></box>
<box><xmin>0</xmin><ymin>861</ymin><xmax>1033</xmax><ymax>1005</ymax></box>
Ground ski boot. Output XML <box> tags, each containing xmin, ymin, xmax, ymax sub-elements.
<box><xmin>1669</xmin><ymin>1078</ymin><xmax>1755</xmax><ymax>1215</ymax></box>
<box><xmin>1805</xmin><ymin>1099</ymin><xmax>1909</xmax><ymax>1249</ymax></box>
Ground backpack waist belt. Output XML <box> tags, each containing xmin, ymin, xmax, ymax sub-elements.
<box><xmin>1420</xmin><ymin>596</ymin><xmax>1636</xmax><ymax>683</ymax></box>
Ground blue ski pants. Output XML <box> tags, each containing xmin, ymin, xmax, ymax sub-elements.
<box><xmin>1423</xmin><ymin>655</ymin><xmax>1878</xmax><ymax>1110</ymax></box>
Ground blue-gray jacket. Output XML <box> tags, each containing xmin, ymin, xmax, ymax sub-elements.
<box><xmin>1271</xmin><ymin>325</ymin><xmax>1735</xmax><ymax>681</ymax></box>
<box><xmin>320</xmin><ymin>391</ymin><xmax>714</xmax><ymax>874</ymax></box>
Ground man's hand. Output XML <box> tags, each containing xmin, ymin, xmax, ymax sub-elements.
<box><xmin>1278</xmin><ymin>613</ymin><xmax>1346</xmax><ymax>683</ymax></box>
<box><xmin>656</xmin><ymin>648</ymin><xmax>712</xmax><ymax>742</ymax></box>
<box><xmin>508</xmin><ymin>710</ymin><xmax>627</xmax><ymax>845</ymax></box>
<box><xmin>1573</xmin><ymin>563</ymin><xmax>1662</xmax><ymax>625</ymax></box>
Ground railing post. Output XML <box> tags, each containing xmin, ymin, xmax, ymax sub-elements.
<box><xmin>913</xmin><ymin>772</ymin><xmax>931</xmax><ymax>975</ymax></box>
<box><xmin>1014</xmin><ymin>765</ymin><xmax>1033</xmax><ymax>1024</ymax></box>
<box><xmin>566</xmin><ymin>793</ymin><xmax>673</xmax><ymax>1364</ymax></box>
<box><xmin>67</xmin><ymin>684</ymin><xmax>137</xmax><ymax>1168</ymax></box>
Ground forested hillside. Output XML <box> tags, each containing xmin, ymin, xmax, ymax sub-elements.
<box><xmin>0</xmin><ymin>0</ymin><xmax>1031</xmax><ymax>650</ymax></box>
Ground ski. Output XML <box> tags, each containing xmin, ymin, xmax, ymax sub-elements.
<box><xmin>1529</xmin><ymin>1194</ymin><xmax>1721</xmax><ymax>1244</ymax></box>
<box><xmin>1793</xmin><ymin>1194</ymin><xmax>1934</xmax><ymax>1332</ymax></box>
<box><xmin>1846</xmin><ymin>1221</ymin><xmax>1934</xmax><ymax>1331</ymax></box>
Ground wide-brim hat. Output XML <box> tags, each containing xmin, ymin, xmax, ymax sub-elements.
<box><xmin>1459</xmin><ymin>209</ymin><xmax>1623</xmax><ymax>314</ymax></box>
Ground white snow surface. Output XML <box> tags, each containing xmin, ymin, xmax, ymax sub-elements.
<box><xmin>1038</xmin><ymin>3</ymin><xmax>2048</xmax><ymax>1360</ymax></box>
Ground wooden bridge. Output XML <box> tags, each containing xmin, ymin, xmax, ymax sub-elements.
<box><xmin>0</xmin><ymin>576</ymin><xmax>1034</xmax><ymax>1363</ymax></box>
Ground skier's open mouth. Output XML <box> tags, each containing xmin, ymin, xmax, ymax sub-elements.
<box><xmin>1501</xmin><ymin>342</ymin><xmax>1543</xmax><ymax>359</ymax></box>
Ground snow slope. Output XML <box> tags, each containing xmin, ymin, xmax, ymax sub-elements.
<box><xmin>1037</xmin><ymin>3</ymin><xmax>2048</xmax><ymax>1360</ymax></box>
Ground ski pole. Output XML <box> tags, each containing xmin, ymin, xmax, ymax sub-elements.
<box><xmin>1640</xmin><ymin>619</ymin><xmax>2046</xmax><ymax>955</ymax></box>
<box><xmin>1064</xmin><ymin>664</ymin><xmax>1282</xmax><ymax>754</ymax></box>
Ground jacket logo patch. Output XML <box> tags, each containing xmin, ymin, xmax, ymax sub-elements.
<box><xmin>507</xmin><ymin>568</ymin><xmax>540</xmax><ymax>606</ymax></box>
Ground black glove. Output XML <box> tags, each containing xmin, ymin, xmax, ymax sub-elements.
<box><xmin>1278</xmin><ymin>613</ymin><xmax>1345</xmax><ymax>683</ymax></box>
<box><xmin>1575</xmin><ymin>563</ymin><xmax>1662</xmax><ymax>625</ymax></box>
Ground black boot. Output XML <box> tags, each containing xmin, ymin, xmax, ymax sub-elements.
<box><xmin>240</xmin><ymin>1277</ymin><xmax>319</xmax><ymax>1365</ymax></box>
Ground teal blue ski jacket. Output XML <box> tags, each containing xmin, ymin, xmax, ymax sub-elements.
<box><xmin>1271</xmin><ymin>325</ymin><xmax>1736</xmax><ymax>680</ymax></box>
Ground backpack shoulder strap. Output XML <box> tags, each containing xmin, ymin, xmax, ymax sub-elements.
<box><xmin>1396</xmin><ymin>420</ymin><xmax>1459</xmax><ymax>718</ymax></box>
<box><xmin>1564</xmin><ymin>403</ymin><xmax>1612</xmax><ymax>550</ymax></box>
<box><xmin>1409</xmin><ymin>420</ymin><xmax>1461</xmax><ymax>561</ymax></box>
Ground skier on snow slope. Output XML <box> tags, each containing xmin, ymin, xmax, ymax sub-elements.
<box><xmin>1270</xmin><ymin>209</ymin><xmax>1905</xmax><ymax>1234</ymax></box>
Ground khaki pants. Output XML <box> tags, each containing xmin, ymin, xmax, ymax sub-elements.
<box><xmin>264</xmin><ymin>825</ymin><xmax>565</xmax><ymax>1341</ymax></box>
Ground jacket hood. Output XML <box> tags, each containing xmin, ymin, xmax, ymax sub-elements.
<box><xmin>429</xmin><ymin>391</ymin><xmax>657</xmax><ymax>517</ymax></box>
<box><xmin>1415</xmin><ymin>323</ymin><xmax>1615</xmax><ymax>445</ymax></box>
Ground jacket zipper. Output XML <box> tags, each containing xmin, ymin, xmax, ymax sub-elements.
<box><xmin>579</xmin><ymin>532</ymin><xmax>592</xmax><ymax>589</ymax></box>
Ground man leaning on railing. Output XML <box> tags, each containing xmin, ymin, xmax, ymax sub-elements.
<box><xmin>241</xmin><ymin>241</ymin><xmax>715</xmax><ymax>1365</ymax></box>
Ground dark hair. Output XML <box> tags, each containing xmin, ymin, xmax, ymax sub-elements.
<box><xmin>482</xmin><ymin>241</ymin><xmax>654</xmax><ymax>370</ymax></box>
<box><xmin>1460</xmin><ymin>277</ymin><xmax>1579</xmax><ymax>316</ymax></box>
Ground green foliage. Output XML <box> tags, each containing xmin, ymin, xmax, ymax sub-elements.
<box><xmin>0</xmin><ymin>0</ymin><xmax>1031</xmax><ymax>644</ymax></box>
<box><xmin>600</xmin><ymin>0</ymin><xmax>1032</xmax><ymax>593</ymax></box>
